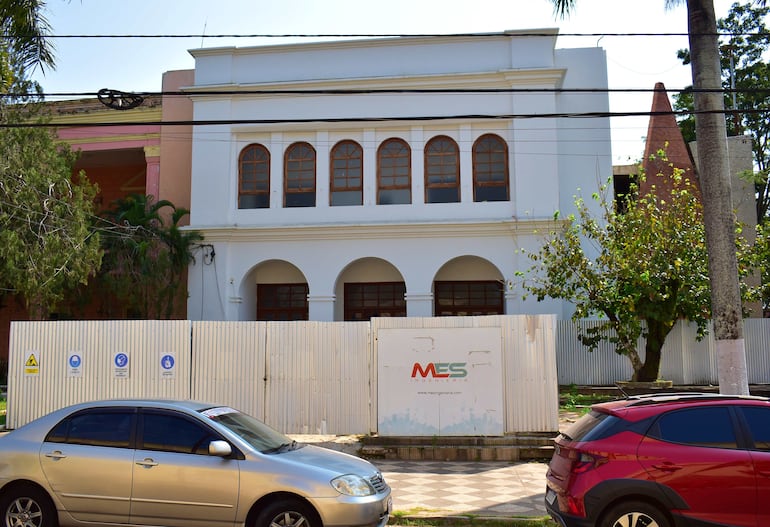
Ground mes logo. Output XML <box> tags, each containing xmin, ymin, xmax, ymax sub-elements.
<box><xmin>411</xmin><ymin>362</ymin><xmax>468</xmax><ymax>378</ymax></box>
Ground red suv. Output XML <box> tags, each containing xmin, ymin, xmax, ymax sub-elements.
<box><xmin>545</xmin><ymin>393</ymin><xmax>770</xmax><ymax>527</ymax></box>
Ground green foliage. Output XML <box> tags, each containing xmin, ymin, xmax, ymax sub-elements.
<box><xmin>521</xmin><ymin>155</ymin><xmax>713</xmax><ymax>382</ymax></box>
<box><xmin>95</xmin><ymin>194</ymin><xmax>202</xmax><ymax>319</ymax></box>
<box><xmin>559</xmin><ymin>388</ymin><xmax>615</xmax><ymax>414</ymax></box>
<box><xmin>0</xmin><ymin>0</ymin><xmax>55</xmax><ymax>73</ymax></box>
<box><xmin>674</xmin><ymin>1</ymin><xmax>770</xmax><ymax>222</ymax></box>
<box><xmin>0</xmin><ymin>71</ymin><xmax>102</xmax><ymax>319</ymax></box>
<box><xmin>740</xmin><ymin>221</ymin><xmax>770</xmax><ymax>313</ymax></box>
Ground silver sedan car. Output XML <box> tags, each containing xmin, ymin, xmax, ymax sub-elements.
<box><xmin>0</xmin><ymin>399</ymin><xmax>391</xmax><ymax>527</ymax></box>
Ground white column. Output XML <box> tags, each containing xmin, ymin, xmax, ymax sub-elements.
<box><xmin>363</xmin><ymin>128</ymin><xmax>376</xmax><ymax>205</ymax></box>
<box><xmin>405</xmin><ymin>292</ymin><xmax>433</xmax><ymax>317</ymax></box>
<box><xmin>316</xmin><ymin>131</ymin><xmax>330</xmax><ymax>209</ymax></box>
<box><xmin>270</xmin><ymin>132</ymin><xmax>283</xmax><ymax>209</ymax></box>
<box><xmin>308</xmin><ymin>294</ymin><xmax>335</xmax><ymax>321</ymax></box>
<box><xmin>459</xmin><ymin>124</ymin><xmax>472</xmax><ymax>203</ymax></box>
<box><xmin>411</xmin><ymin>126</ymin><xmax>424</xmax><ymax>204</ymax></box>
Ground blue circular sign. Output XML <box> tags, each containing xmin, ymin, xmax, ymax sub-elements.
<box><xmin>69</xmin><ymin>354</ymin><xmax>81</xmax><ymax>368</ymax></box>
<box><xmin>161</xmin><ymin>355</ymin><xmax>175</xmax><ymax>370</ymax></box>
<box><xmin>114</xmin><ymin>353</ymin><xmax>128</xmax><ymax>368</ymax></box>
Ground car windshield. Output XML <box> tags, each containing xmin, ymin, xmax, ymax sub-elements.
<box><xmin>199</xmin><ymin>406</ymin><xmax>296</xmax><ymax>453</ymax></box>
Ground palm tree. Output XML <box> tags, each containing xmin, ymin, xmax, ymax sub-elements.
<box><xmin>548</xmin><ymin>0</ymin><xmax>757</xmax><ymax>395</ymax></box>
<box><xmin>0</xmin><ymin>0</ymin><xmax>55</xmax><ymax>72</ymax></box>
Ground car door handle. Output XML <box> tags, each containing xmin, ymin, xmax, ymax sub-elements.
<box><xmin>651</xmin><ymin>463</ymin><xmax>682</xmax><ymax>472</ymax></box>
<box><xmin>136</xmin><ymin>458</ymin><xmax>159</xmax><ymax>468</ymax></box>
<box><xmin>44</xmin><ymin>450</ymin><xmax>66</xmax><ymax>460</ymax></box>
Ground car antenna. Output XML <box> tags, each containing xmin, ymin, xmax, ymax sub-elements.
<box><xmin>614</xmin><ymin>381</ymin><xmax>629</xmax><ymax>398</ymax></box>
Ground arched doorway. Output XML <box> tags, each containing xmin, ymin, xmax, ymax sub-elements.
<box><xmin>433</xmin><ymin>256</ymin><xmax>505</xmax><ymax>316</ymax></box>
<box><xmin>335</xmin><ymin>258</ymin><xmax>406</xmax><ymax>321</ymax></box>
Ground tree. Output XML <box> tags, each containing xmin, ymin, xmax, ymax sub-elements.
<box><xmin>0</xmin><ymin>0</ymin><xmax>55</xmax><ymax>72</ymax></box>
<box><xmin>674</xmin><ymin>2</ymin><xmax>770</xmax><ymax>222</ymax></box>
<box><xmin>548</xmin><ymin>0</ymin><xmax>751</xmax><ymax>395</ymax></box>
<box><xmin>0</xmin><ymin>72</ymin><xmax>102</xmax><ymax>318</ymax></box>
<box><xmin>96</xmin><ymin>194</ymin><xmax>202</xmax><ymax>319</ymax></box>
<box><xmin>522</xmin><ymin>159</ymin><xmax>715</xmax><ymax>382</ymax></box>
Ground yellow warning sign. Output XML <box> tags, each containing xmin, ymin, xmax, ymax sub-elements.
<box><xmin>24</xmin><ymin>353</ymin><xmax>39</xmax><ymax>375</ymax></box>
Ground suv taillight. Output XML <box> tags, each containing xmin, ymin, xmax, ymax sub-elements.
<box><xmin>571</xmin><ymin>451</ymin><xmax>607</xmax><ymax>474</ymax></box>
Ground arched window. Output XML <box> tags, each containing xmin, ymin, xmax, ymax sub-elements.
<box><xmin>424</xmin><ymin>136</ymin><xmax>460</xmax><ymax>203</ymax></box>
<box><xmin>238</xmin><ymin>144</ymin><xmax>270</xmax><ymax>209</ymax></box>
<box><xmin>472</xmin><ymin>134</ymin><xmax>509</xmax><ymax>202</ymax></box>
<box><xmin>284</xmin><ymin>142</ymin><xmax>316</xmax><ymax>207</ymax></box>
<box><xmin>377</xmin><ymin>138</ymin><xmax>411</xmax><ymax>205</ymax></box>
<box><xmin>330</xmin><ymin>140</ymin><xmax>363</xmax><ymax>206</ymax></box>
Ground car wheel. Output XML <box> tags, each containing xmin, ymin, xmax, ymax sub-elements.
<box><xmin>600</xmin><ymin>500</ymin><xmax>670</xmax><ymax>527</ymax></box>
<box><xmin>0</xmin><ymin>484</ymin><xmax>57</xmax><ymax>527</ymax></box>
<box><xmin>255</xmin><ymin>499</ymin><xmax>317</xmax><ymax>527</ymax></box>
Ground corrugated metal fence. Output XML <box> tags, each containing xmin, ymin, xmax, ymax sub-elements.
<box><xmin>8</xmin><ymin>321</ymin><xmax>192</xmax><ymax>430</ymax></box>
<box><xmin>10</xmin><ymin>317</ymin><xmax>770</xmax><ymax>433</ymax></box>
<box><xmin>555</xmin><ymin>319</ymin><xmax>770</xmax><ymax>386</ymax></box>
<box><xmin>8</xmin><ymin>316</ymin><xmax>558</xmax><ymax>433</ymax></box>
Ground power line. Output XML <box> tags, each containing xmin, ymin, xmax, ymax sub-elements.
<box><xmin>3</xmin><ymin>31</ymin><xmax>768</xmax><ymax>39</ymax></box>
<box><xmin>0</xmin><ymin>108</ymin><xmax>759</xmax><ymax>129</ymax></box>
<box><xmin>4</xmin><ymin>86</ymin><xmax>767</xmax><ymax>99</ymax></box>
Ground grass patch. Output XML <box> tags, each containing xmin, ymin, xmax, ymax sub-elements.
<box><xmin>388</xmin><ymin>516</ymin><xmax>557</xmax><ymax>527</ymax></box>
<box><xmin>0</xmin><ymin>398</ymin><xmax>5</xmax><ymax>428</ymax></box>
<box><xmin>559</xmin><ymin>387</ymin><xmax>617</xmax><ymax>416</ymax></box>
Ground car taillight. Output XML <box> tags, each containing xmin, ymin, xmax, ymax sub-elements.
<box><xmin>566</xmin><ymin>495</ymin><xmax>586</xmax><ymax>516</ymax></box>
<box><xmin>571</xmin><ymin>451</ymin><xmax>607</xmax><ymax>474</ymax></box>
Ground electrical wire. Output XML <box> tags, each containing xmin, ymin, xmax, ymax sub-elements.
<box><xmin>3</xmin><ymin>31</ymin><xmax>768</xmax><ymax>39</ymax></box>
<box><xmin>4</xmin><ymin>86</ymin><xmax>769</xmax><ymax>99</ymax></box>
<box><xmin>0</xmin><ymin>107</ymin><xmax>758</xmax><ymax>129</ymax></box>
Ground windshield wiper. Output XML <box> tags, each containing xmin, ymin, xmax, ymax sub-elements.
<box><xmin>263</xmin><ymin>440</ymin><xmax>297</xmax><ymax>454</ymax></box>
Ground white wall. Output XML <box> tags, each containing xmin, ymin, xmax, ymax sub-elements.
<box><xmin>185</xmin><ymin>31</ymin><xmax>610</xmax><ymax>323</ymax></box>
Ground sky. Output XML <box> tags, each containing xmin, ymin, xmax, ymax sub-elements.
<box><xmin>31</xmin><ymin>0</ymin><xmax>744</xmax><ymax>164</ymax></box>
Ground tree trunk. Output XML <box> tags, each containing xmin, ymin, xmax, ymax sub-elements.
<box><xmin>687</xmin><ymin>0</ymin><xmax>749</xmax><ymax>395</ymax></box>
<box><xmin>637</xmin><ymin>319</ymin><xmax>673</xmax><ymax>382</ymax></box>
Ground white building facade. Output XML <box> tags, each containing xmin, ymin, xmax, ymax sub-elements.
<box><xmin>185</xmin><ymin>30</ymin><xmax>611</xmax><ymax>322</ymax></box>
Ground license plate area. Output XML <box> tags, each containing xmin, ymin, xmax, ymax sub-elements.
<box><xmin>545</xmin><ymin>488</ymin><xmax>557</xmax><ymax>506</ymax></box>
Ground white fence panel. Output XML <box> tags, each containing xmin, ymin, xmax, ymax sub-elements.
<box><xmin>555</xmin><ymin>320</ymin><xmax>635</xmax><ymax>385</ymax></box>
<box><xmin>556</xmin><ymin>319</ymin><xmax>770</xmax><ymax>386</ymax></box>
<box><xmin>496</xmin><ymin>315</ymin><xmax>559</xmax><ymax>433</ymax></box>
<box><xmin>264</xmin><ymin>321</ymin><xmax>371</xmax><ymax>435</ymax></box>
<box><xmin>744</xmin><ymin>319</ymin><xmax>770</xmax><ymax>384</ymax></box>
<box><xmin>372</xmin><ymin>315</ymin><xmax>558</xmax><ymax>434</ymax></box>
<box><xmin>191</xmin><ymin>321</ymin><xmax>267</xmax><ymax>420</ymax></box>
<box><xmin>8</xmin><ymin>320</ymin><xmax>191</xmax><ymax>428</ymax></box>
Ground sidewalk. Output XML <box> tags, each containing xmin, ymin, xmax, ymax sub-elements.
<box><xmin>376</xmin><ymin>459</ymin><xmax>549</xmax><ymax>521</ymax></box>
<box><xmin>292</xmin><ymin>434</ymin><xmax>555</xmax><ymax>523</ymax></box>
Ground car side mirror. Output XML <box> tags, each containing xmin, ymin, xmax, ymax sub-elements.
<box><xmin>209</xmin><ymin>440</ymin><xmax>232</xmax><ymax>457</ymax></box>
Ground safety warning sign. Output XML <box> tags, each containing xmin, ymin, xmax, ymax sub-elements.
<box><xmin>24</xmin><ymin>353</ymin><xmax>39</xmax><ymax>376</ymax></box>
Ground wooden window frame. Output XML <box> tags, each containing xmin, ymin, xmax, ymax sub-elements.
<box><xmin>284</xmin><ymin>142</ymin><xmax>316</xmax><ymax>207</ymax></box>
<box><xmin>472</xmin><ymin>134</ymin><xmax>510</xmax><ymax>202</ymax></box>
<box><xmin>330</xmin><ymin>140</ymin><xmax>363</xmax><ymax>206</ymax></box>
<box><xmin>238</xmin><ymin>144</ymin><xmax>270</xmax><ymax>209</ymax></box>
<box><xmin>377</xmin><ymin>138</ymin><xmax>411</xmax><ymax>205</ymax></box>
<box><xmin>344</xmin><ymin>282</ymin><xmax>406</xmax><ymax>321</ymax></box>
<box><xmin>257</xmin><ymin>283</ymin><xmax>309</xmax><ymax>321</ymax></box>
<box><xmin>433</xmin><ymin>280</ymin><xmax>504</xmax><ymax>316</ymax></box>
<box><xmin>424</xmin><ymin>135</ymin><xmax>460</xmax><ymax>203</ymax></box>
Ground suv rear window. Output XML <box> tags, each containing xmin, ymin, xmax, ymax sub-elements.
<box><xmin>563</xmin><ymin>410</ymin><xmax>614</xmax><ymax>441</ymax></box>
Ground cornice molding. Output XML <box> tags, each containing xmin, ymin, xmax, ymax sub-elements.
<box><xmin>189</xmin><ymin>219</ymin><xmax>566</xmax><ymax>243</ymax></box>
<box><xmin>184</xmin><ymin>68</ymin><xmax>566</xmax><ymax>98</ymax></box>
<box><xmin>48</xmin><ymin>107</ymin><xmax>163</xmax><ymax>126</ymax></box>
<box><xmin>189</xmin><ymin>30</ymin><xmax>559</xmax><ymax>59</ymax></box>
